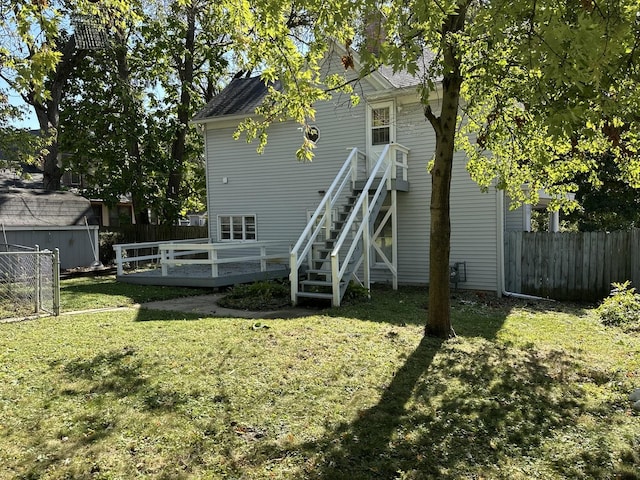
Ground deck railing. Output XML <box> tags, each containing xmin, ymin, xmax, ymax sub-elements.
<box><xmin>158</xmin><ymin>241</ymin><xmax>290</xmax><ymax>277</ymax></box>
<box><xmin>113</xmin><ymin>238</ymin><xmax>209</xmax><ymax>275</ymax></box>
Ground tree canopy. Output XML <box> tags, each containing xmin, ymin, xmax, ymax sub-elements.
<box><xmin>2</xmin><ymin>0</ymin><xmax>229</xmax><ymax>223</ymax></box>
<box><xmin>221</xmin><ymin>0</ymin><xmax>640</xmax><ymax>337</ymax></box>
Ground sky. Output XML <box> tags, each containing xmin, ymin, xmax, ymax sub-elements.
<box><xmin>2</xmin><ymin>77</ymin><xmax>40</xmax><ymax>130</ymax></box>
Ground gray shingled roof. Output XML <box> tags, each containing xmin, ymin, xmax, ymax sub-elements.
<box><xmin>193</xmin><ymin>51</ymin><xmax>438</xmax><ymax>122</ymax></box>
<box><xmin>193</xmin><ymin>77</ymin><xmax>282</xmax><ymax>121</ymax></box>
<box><xmin>0</xmin><ymin>189</ymin><xmax>94</xmax><ymax>226</ymax></box>
<box><xmin>377</xmin><ymin>50</ymin><xmax>439</xmax><ymax>88</ymax></box>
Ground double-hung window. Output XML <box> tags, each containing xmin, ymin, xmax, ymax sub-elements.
<box><xmin>371</xmin><ymin>107</ymin><xmax>391</xmax><ymax>145</ymax></box>
<box><xmin>218</xmin><ymin>215</ymin><xmax>256</xmax><ymax>241</ymax></box>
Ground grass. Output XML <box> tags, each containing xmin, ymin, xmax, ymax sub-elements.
<box><xmin>0</xmin><ymin>280</ymin><xmax>638</xmax><ymax>479</ymax></box>
<box><xmin>59</xmin><ymin>276</ymin><xmax>206</xmax><ymax>312</ymax></box>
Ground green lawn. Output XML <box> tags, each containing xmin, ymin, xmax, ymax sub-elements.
<box><xmin>0</xmin><ymin>279</ymin><xmax>638</xmax><ymax>479</ymax></box>
<box><xmin>59</xmin><ymin>276</ymin><xmax>206</xmax><ymax>312</ymax></box>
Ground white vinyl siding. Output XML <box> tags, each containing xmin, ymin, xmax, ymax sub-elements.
<box><xmin>205</xmin><ymin>97</ymin><xmax>368</xmax><ymax>248</ymax></box>
<box><xmin>203</xmin><ymin>49</ymin><xmax>500</xmax><ymax>293</ymax></box>
<box><xmin>391</xmin><ymin>99</ymin><xmax>499</xmax><ymax>292</ymax></box>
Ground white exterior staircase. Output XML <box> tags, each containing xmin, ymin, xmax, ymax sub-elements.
<box><xmin>290</xmin><ymin>144</ymin><xmax>409</xmax><ymax>306</ymax></box>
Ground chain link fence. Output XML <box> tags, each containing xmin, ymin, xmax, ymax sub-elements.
<box><xmin>0</xmin><ymin>244</ymin><xmax>60</xmax><ymax>320</ymax></box>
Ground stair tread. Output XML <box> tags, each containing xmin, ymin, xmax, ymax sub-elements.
<box><xmin>306</xmin><ymin>268</ymin><xmax>332</xmax><ymax>275</ymax></box>
<box><xmin>296</xmin><ymin>291</ymin><xmax>333</xmax><ymax>300</ymax></box>
<box><xmin>301</xmin><ymin>279</ymin><xmax>345</xmax><ymax>287</ymax></box>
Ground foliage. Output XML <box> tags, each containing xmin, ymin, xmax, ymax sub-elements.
<box><xmin>218</xmin><ymin>280</ymin><xmax>291</xmax><ymax>310</ymax></box>
<box><xmin>0</xmin><ymin>286</ymin><xmax>638</xmax><ymax>478</ymax></box>
<box><xmin>566</xmin><ymin>154</ymin><xmax>640</xmax><ymax>231</ymax></box>
<box><xmin>59</xmin><ymin>0</ymin><xmax>229</xmax><ymax>223</ymax></box>
<box><xmin>0</xmin><ymin>0</ymin><xmax>134</xmax><ymax>189</ymax></box>
<box><xmin>342</xmin><ymin>280</ymin><xmax>370</xmax><ymax>303</ymax></box>
<box><xmin>219</xmin><ymin>0</ymin><xmax>640</xmax><ymax>337</ymax></box>
<box><xmin>98</xmin><ymin>231</ymin><xmax>125</xmax><ymax>265</ymax></box>
<box><xmin>596</xmin><ymin>281</ymin><xmax>640</xmax><ymax>332</ymax></box>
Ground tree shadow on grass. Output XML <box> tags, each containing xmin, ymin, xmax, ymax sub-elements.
<box><xmin>246</xmin><ymin>288</ymin><xmax>635</xmax><ymax>478</ymax></box>
<box><xmin>257</xmin><ymin>338</ymin><xmax>591</xmax><ymax>479</ymax></box>
<box><xmin>15</xmin><ymin>346</ymin><xmax>195</xmax><ymax>479</ymax></box>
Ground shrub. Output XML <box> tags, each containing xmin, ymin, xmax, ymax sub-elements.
<box><xmin>218</xmin><ymin>280</ymin><xmax>291</xmax><ymax>311</ymax></box>
<box><xmin>342</xmin><ymin>281</ymin><xmax>370</xmax><ymax>304</ymax></box>
<box><xmin>99</xmin><ymin>231</ymin><xmax>125</xmax><ymax>265</ymax></box>
<box><xmin>596</xmin><ymin>281</ymin><xmax>640</xmax><ymax>332</ymax></box>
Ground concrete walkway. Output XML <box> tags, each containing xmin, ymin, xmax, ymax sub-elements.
<box><xmin>140</xmin><ymin>294</ymin><xmax>318</xmax><ymax>319</ymax></box>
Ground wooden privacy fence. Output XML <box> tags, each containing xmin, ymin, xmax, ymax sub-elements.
<box><xmin>102</xmin><ymin>225</ymin><xmax>208</xmax><ymax>244</ymax></box>
<box><xmin>505</xmin><ymin>229</ymin><xmax>640</xmax><ymax>302</ymax></box>
<box><xmin>100</xmin><ymin>225</ymin><xmax>208</xmax><ymax>265</ymax></box>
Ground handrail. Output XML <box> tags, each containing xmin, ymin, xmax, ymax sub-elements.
<box><xmin>290</xmin><ymin>147</ymin><xmax>359</xmax><ymax>262</ymax></box>
<box><xmin>290</xmin><ymin>148</ymin><xmax>363</xmax><ymax>302</ymax></box>
<box><xmin>330</xmin><ymin>145</ymin><xmax>392</xmax><ymax>304</ymax></box>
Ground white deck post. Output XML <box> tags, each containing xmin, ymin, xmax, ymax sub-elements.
<box><xmin>331</xmin><ymin>254</ymin><xmax>340</xmax><ymax>306</ymax></box>
<box><xmin>114</xmin><ymin>245</ymin><xmax>124</xmax><ymax>276</ymax></box>
<box><xmin>392</xmin><ymin>190</ymin><xmax>398</xmax><ymax>290</ymax></box>
<box><xmin>290</xmin><ymin>251</ymin><xmax>298</xmax><ymax>305</ymax></box>
<box><xmin>362</xmin><ymin>194</ymin><xmax>370</xmax><ymax>294</ymax></box>
<box><xmin>211</xmin><ymin>245</ymin><xmax>218</xmax><ymax>277</ymax></box>
<box><xmin>260</xmin><ymin>245</ymin><xmax>267</xmax><ymax>271</ymax></box>
<box><xmin>161</xmin><ymin>246</ymin><xmax>168</xmax><ymax>276</ymax></box>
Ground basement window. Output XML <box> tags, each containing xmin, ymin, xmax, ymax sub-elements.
<box><xmin>218</xmin><ymin>215</ymin><xmax>256</xmax><ymax>241</ymax></box>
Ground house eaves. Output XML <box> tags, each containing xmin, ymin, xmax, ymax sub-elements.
<box><xmin>192</xmin><ymin>43</ymin><xmax>439</xmax><ymax>124</ymax></box>
<box><xmin>191</xmin><ymin>77</ymin><xmax>282</xmax><ymax>125</ymax></box>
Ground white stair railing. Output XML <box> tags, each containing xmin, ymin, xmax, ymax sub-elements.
<box><xmin>290</xmin><ymin>144</ymin><xmax>409</xmax><ymax>306</ymax></box>
<box><xmin>330</xmin><ymin>144</ymin><xmax>392</xmax><ymax>305</ymax></box>
<box><xmin>290</xmin><ymin>148</ymin><xmax>364</xmax><ymax>303</ymax></box>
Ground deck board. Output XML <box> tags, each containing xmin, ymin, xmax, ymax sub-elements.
<box><xmin>117</xmin><ymin>262</ymin><xmax>289</xmax><ymax>288</ymax></box>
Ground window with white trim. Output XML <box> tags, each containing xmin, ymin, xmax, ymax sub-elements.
<box><xmin>218</xmin><ymin>215</ymin><xmax>256</xmax><ymax>241</ymax></box>
<box><xmin>371</xmin><ymin>106</ymin><xmax>391</xmax><ymax>145</ymax></box>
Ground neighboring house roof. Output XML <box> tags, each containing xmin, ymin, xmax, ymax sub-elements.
<box><xmin>0</xmin><ymin>165</ymin><xmax>44</xmax><ymax>190</ymax></box>
<box><xmin>0</xmin><ymin>189</ymin><xmax>96</xmax><ymax>226</ymax></box>
<box><xmin>192</xmin><ymin>77</ymin><xmax>282</xmax><ymax>121</ymax></box>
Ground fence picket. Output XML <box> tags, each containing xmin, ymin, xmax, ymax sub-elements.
<box><xmin>505</xmin><ymin>228</ymin><xmax>639</xmax><ymax>302</ymax></box>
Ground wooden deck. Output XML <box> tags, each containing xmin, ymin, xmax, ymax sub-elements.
<box><xmin>117</xmin><ymin>262</ymin><xmax>289</xmax><ymax>288</ymax></box>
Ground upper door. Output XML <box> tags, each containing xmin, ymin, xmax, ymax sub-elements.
<box><xmin>366</xmin><ymin>100</ymin><xmax>396</xmax><ymax>171</ymax></box>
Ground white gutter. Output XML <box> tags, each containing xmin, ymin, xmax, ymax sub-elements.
<box><xmin>496</xmin><ymin>188</ymin><xmax>553</xmax><ymax>301</ymax></box>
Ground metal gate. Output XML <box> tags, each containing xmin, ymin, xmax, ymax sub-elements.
<box><xmin>0</xmin><ymin>245</ymin><xmax>60</xmax><ymax>319</ymax></box>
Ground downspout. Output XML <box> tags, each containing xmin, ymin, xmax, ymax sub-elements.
<box><xmin>496</xmin><ymin>188</ymin><xmax>552</xmax><ymax>301</ymax></box>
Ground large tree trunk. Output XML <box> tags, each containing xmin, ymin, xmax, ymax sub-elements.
<box><xmin>34</xmin><ymin>103</ymin><xmax>61</xmax><ymax>191</ymax></box>
<box><xmin>425</xmin><ymin>75</ymin><xmax>462</xmax><ymax>338</ymax></box>
<box><xmin>163</xmin><ymin>3</ymin><xmax>196</xmax><ymax>223</ymax></box>
<box><xmin>423</xmin><ymin>4</ymin><xmax>467</xmax><ymax>339</ymax></box>
<box><xmin>32</xmin><ymin>36</ymin><xmax>86</xmax><ymax>191</ymax></box>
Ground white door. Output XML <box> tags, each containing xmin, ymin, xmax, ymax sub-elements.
<box><xmin>366</xmin><ymin>100</ymin><xmax>396</xmax><ymax>172</ymax></box>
